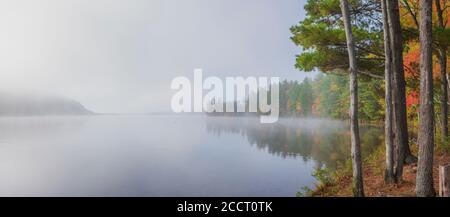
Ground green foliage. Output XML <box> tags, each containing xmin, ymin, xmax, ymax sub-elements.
<box><xmin>279</xmin><ymin>75</ymin><xmax>374</xmax><ymax>119</ymax></box>
<box><xmin>313</xmin><ymin>74</ymin><xmax>350</xmax><ymax>119</ymax></box>
<box><xmin>296</xmin><ymin>186</ymin><xmax>314</xmax><ymax>197</ymax></box>
<box><xmin>291</xmin><ymin>0</ymin><xmax>384</xmax><ymax>77</ymax></box>
<box><xmin>279</xmin><ymin>78</ymin><xmax>314</xmax><ymax>116</ymax></box>
<box><xmin>364</xmin><ymin>145</ymin><xmax>385</xmax><ymax>176</ymax></box>
<box><xmin>312</xmin><ymin>166</ymin><xmax>336</xmax><ymax>186</ymax></box>
<box><xmin>436</xmin><ymin>134</ymin><xmax>450</xmax><ymax>153</ymax></box>
<box><xmin>434</xmin><ymin>27</ymin><xmax>450</xmax><ymax>48</ymax></box>
<box><xmin>358</xmin><ymin>78</ymin><xmax>384</xmax><ymax>121</ymax></box>
<box><xmin>297</xmin><ymin>166</ymin><xmax>337</xmax><ymax>197</ymax></box>
<box><xmin>299</xmin><ymin>78</ymin><xmax>314</xmax><ymax>115</ymax></box>
<box><xmin>217</xmin><ymin>74</ymin><xmax>384</xmax><ymax>121</ymax></box>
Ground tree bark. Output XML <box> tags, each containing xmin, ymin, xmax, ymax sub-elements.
<box><xmin>439</xmin><ymin>164</ymin><xmax>450</xmax><ymax>197</ymax></box>
<box><xmin>340</xmin><ymin>0</ymin><xmax>364</xmax><ymax>197</ymax></box>
<box><xmin>386</xmin><ymin>0</ymin><xmax>412</xmax><ymax>182</ymax></box>
<box><xmin>435</xmin><ymin>0</ymin><xmax>448</xmax><ymax>142</ymax></box>
<box><xmin>439</xmin><ymin>50</ymin><xmax>448</xmax><ymax>140</ymax></box>
<box><xmin>416</xmin><ymin>0</ymin><xmax>436</xmax><ymax>197</ymax></box>
<box><xmin>381</xmin><ymin>0</ymin><xmax>395</xmax><ymax>183</ymax></box>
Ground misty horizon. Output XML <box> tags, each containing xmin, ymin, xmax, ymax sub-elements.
<box><xmin>0</xmin><ymin>0</ymin><xmax>315</xmax><ymax>114</ymax></box>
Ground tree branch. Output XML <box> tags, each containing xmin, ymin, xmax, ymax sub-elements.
<box><xmin>401</xmin><ymin>0</ymin><xmax>420</xmax><ymax>30</ymax></box>
<box><xmin>359</xmin><ymin>70</ymin><xmax>384</xmax><ymax>79</ymax></box>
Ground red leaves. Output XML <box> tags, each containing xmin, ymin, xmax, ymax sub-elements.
<box><xmin>406</xmin><ymin>90</ymin><xmax>419</xmax><ymax>108</ymax></box>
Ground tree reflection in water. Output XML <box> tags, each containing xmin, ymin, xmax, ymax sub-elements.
<box><xmin>206</xmin><ymin>117</ymin><xmax>383</xmax><ymax>169</ymax></box>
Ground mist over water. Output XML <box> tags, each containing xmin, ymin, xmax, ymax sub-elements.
<box><xmin>0</xmin><ymin>0</ymin><xmax>335</xmax><ymax>197</ymax></box>
<box><xmin>0</xmin><ymin>0</ymin><xmax>311</xmax><ymax>113</ymax></box>
<box><xmin>0</xmin><ymin>115</ymin><xmax>381</xmax><ymax>196</ymax></box>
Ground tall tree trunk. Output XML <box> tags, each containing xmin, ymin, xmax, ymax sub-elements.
<box><xmin>416</xmin><ymin>0</ymin><xmax>436</xmax><ymax>197</ymax></box>
<box><xmin>435</xmin><ymin>0</ymin><xmax>448</xmax><ymax>142</ymax></box>
<box><xmin>381</xmin><ymin>0</ymin><xmax>395</xmax><ymax>183</ymax></box>
<box><xmin>340</xmin><ymin>0</ymin><xmax>364</xmax><ymax>197</ymax></box>
<box><xmin>386</xmin><ymin>0</ymin><xmax>412</xmax><ymax>182</ymax></box>
<box><xmin>439</xmin><ymin>50</ymin><xmax>448</xmax><ymax>140</ymax></box>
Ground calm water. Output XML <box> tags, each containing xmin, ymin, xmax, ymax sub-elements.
<box><xmin>0</xmin><ymin>115</ymin><xmax>382</xmax><ymax>196</ymax></box>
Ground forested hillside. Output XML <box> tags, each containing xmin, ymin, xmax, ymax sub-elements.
<box><xmin>0</xmin><ymin>91</ymin><xmax>93</xmax><ymax>116</ymax></box>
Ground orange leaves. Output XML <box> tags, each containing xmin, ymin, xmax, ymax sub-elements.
<box><xmin>406</xmin><ymin>90</ymin><xmax>419</xmax><ymax>108</ymax></box>
<box><xmin>404</xmin><ymin>42</ymin><xmax>420</xmax><ymax>79</ymax></box>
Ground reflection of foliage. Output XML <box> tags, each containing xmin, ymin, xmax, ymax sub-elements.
<box><xmin>206</xmin><ymin>118</ymin><xmax>383</xmax><ymax>169</ymax></box>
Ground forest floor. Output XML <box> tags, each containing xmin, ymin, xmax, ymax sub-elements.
<box><xmin>311</xmin><ymin>142</ymin><xmax>450</xmax><ymax>197</ymax></box>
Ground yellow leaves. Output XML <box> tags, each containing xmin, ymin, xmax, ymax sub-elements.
<box><xmin>330</xmin><ymin>83</ymin><xmax>339</xmax><ymax>92</ymax></box>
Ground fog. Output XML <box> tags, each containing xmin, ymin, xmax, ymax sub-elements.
<box><xmin>0</xmin><ymin>115</ymin><xmax>381</xmax><ymax>196</ymax></box>
<box><xmin>0</xmin><ymin>0</ymin><xmax>313</xmax><ymax>113</ymax></box>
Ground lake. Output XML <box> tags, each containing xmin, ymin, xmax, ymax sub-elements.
<box><xmin>0</xmin><ymin>115</ymin><xmax>382</xmax><ymax>196</ymax></box>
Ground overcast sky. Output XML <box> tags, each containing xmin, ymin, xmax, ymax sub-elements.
<box><xmin>0</xmin><ymin>0</ymin><xmax>311</xmax><ymax>113</ymax></box>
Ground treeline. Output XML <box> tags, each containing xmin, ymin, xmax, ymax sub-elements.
<box><xmin>207</xmin><ymin>75</ymin><xmax>384</xmax><ymax>121</ymax></box>
<box><xmin>279</xmin><ymin>75</ymin><xmax>384</xmax><ymax>121</ymax></box>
